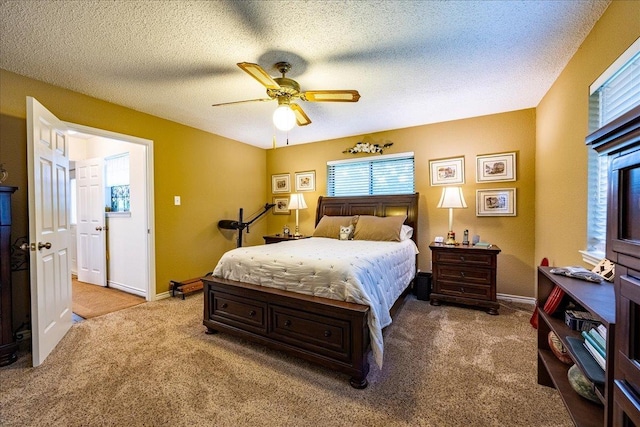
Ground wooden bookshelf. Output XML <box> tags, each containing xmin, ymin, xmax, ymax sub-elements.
<box><xmin>537</xmin><ymin>266</ymin><xmax>616</xmax><ymax>427</ymax></box>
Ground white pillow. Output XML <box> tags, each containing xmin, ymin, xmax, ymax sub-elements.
<box><xmin>400</xmin><ymin>225</ymin><xmax>413</xmax><ymax>241</ymax></box>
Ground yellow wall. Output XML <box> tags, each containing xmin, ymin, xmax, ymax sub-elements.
<box><xmin>267</xmin><ymin>109</ymin><xmax>537</xmax><ymax>297</ymax></box>
<box><xmin>536</xmin><ymin>1</ymin><xmax>640</xmax><ymax>267</ymax></box>
<box><xmin>0</xmin><ymin>69</ymin><xmax>266</xmax><ymax>327</ymax></box>
<box><xmin>1</xmin><ymin>0</ymin><xmax>638</xmax><ymax>328</ymax></box>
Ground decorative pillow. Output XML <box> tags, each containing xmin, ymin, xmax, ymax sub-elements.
<box><xmin>400</xmin><ymin>225</ymin><xmax>413</xmax><ymax>241</ymax></box>
<box><xmin>339</xmin><ymin>225</ymin><xmax>354</xmax><ymax>240</ymax></box>
<box><xmin>353</xmin><ymin>215</ymin><xmax>407</xmax><ymax>242</ymax></box>
<box><xmin>548</xmin><ymin>331</ymin><xmax>573</xmax><ymax>365</ymax></box>
<box><xmin>313</xmin><ymin>215</ymin><xmax>357</xmax><ymax>239</ymax></box>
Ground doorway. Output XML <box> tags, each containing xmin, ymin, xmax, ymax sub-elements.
<box><xmin>66</xmin><ymin>123</ymin><xmax>156</xmax><ymax>306</ymax></box>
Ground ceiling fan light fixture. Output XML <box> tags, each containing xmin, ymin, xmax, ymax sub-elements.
<box><xmin>273</xmin><ymin>105</ymin><xmax>296</xmax><ymax>131</ymax></box>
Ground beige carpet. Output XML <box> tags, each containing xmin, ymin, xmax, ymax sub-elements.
<box><xmin>0</xmin><ymin>294</ymin><xmax>574</xmax><ymax>427</ymax></box>
<box><xmin>72</xmin><ymin>279</ymin><xmax>144</xmax><ymax>319</ymax></box>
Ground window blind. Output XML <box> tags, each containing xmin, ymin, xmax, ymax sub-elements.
<box><xmin>586</xmin><ymin>47</ymin><xmax>640</xmax><ymax>260</ymax></box>
<box><xmin>327</xmin><ymin>153</ymin><xmax>415</xmax><ymax>196</ymax></box>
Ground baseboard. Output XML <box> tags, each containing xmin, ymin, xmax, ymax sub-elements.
<box><xmin>155</xmin><ymin>291</ymin><xmax>171</xmax><ymax>300</ymax></box>
<box><xmin>497</xmin><ymin>293</ymin><xmax>535</xmax><ymax>306</ymax></box>
<box><xmin>108</xmin><ymin>280</ymin><xmax>146</xmax><ymax>298</ymax></box>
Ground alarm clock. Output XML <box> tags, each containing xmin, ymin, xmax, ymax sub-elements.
<box><xmin>283</xmin><ymin>225</ymin><xmax>290</xmax><ymax>236</ymax></box>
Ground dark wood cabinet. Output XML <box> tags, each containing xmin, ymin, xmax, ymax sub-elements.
<box><xmin>0</xmin><ymin>186</ymin><xmax>18</xmax><ymax>366</ymax></box>
<box><xmin>587</xmin><ymin>105</ymin><xmax>640</xmax><ymax>426</ymax></box>
<box><xmin>429</xmin><ymin>243</ymin><xmax>501</xmax><ymax>315</ymax></box>
<box><xmin>537</xmin><ymin>266</ymin><xmax>616</xmax><ymax>427</ymax></box>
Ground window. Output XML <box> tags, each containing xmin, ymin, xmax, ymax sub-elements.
<box><xmin>327</xmin><ymin>152</ymin><xmax>415</xmax><ymax>196</ymax></box>
<box><xmin>105</xmin><ymin>153</ymin><xmax>130</xmax><ymax>213</ymax></box>
<box><xmin>585</xmin><ymin>41</ymin><xmax>640</xmax><ymax>263</ymax></box>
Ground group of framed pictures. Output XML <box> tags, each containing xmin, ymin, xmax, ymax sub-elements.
<box><xmin>271</xmin><ymin>170</ymin><xmax>315</xmax><ymax>215</ymax></box>
<box><xmin>429</xmin><ymin>152</ymin><xmax>517</xmax><ymax>217</ymax></box>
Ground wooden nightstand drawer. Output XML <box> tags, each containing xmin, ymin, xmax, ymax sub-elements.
<box><xmin>434</xmin><ymin>265</ymin><xmax>493</xmax><ymax>286</ymax></box>
<box><xmin>433</xmin><ymin>250</ymin><xmax>495</xmax><ymax>267</ymax></box>
<box><xmin>209</xmin><ymin>291</ymin><xmax>267</xmax><ymax>333</ymax></box>
<box><xmin>437</xmin><ymin>281</ymin><xmax>492</xmax><ymax>300</ymax></box>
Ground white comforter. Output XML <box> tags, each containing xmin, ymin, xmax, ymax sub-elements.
<box><xmin>212</xmin><ymin>237</ymin><xmax>419</xmax><ymax>367</ymax></box>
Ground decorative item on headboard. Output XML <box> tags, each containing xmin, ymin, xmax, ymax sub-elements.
<box><xmin>343</xmin><ymin>141</ymin><xmax>393</xmax><ymax>154</ymax></box>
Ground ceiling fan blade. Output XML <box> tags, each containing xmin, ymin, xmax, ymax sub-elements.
<box><xmin>302</xmin><ymin>90</ymin><xmax>361</xmax><ymax>102</ymax></box>
<box><xmin>212</xmin><ymin>98</ymin><xmax>273</xmax><ymax>107</ymax></box>
<box><xmin>237</xmin><ymin>62</ymin><xmax>281</xmax><ymax>90</ymax></box>
<box><xmin>290</xmin><ymin>103</ymin><xmax>311</xmax><ymax>126</ymax></box>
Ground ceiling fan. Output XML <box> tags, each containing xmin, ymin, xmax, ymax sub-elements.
<box><xmin>212</xmin><ymin>62</ymin><xmax>361</xmax><ymax>131</ymax></box>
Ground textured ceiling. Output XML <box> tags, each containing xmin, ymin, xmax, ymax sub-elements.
<box><xmin>0</xmin><ymin>0</ymin><xmax>610</xmax><ymax>149</ymax></box>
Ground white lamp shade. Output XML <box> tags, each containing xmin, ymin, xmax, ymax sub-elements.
<box><xmin>288</xmin><ymin>193</ymin><xmax>308</xmax><ymax>210</ymax></box>
<box><xmin>437</xmin><ymin>187</ymin><xmax>467</xmax><ymax>209</ymax></box>
<box><xmin>273</xmin><ymin>105</ymin><xmax>296</xmax><ymax>131</ymax></box>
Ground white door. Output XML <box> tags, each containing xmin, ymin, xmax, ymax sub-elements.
<box><xmin>26</xmin><ymin>97</ymin><xmax>72</xmax><ymax>367</ymax></box>
<box><xmin>76</xmin><ymin>157</ymin><xmax>106</xmax><ymax>286</ymax></box>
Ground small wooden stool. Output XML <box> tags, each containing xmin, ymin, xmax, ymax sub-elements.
<box><xmin>169</xmin><ymin>277</ymin><xmax>204</xmax><ymax>299</ymax></box>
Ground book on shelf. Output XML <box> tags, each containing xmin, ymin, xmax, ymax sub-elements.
<box><xmin>596</xmin><ymin>324</ymin><xmax>607</xmax><ymax>340</ymax></box>
<box><xmin>584</xmin><ymin>340</ymin><xmax>607</xmax><ymax>371</ymax></box>
<box><xmin>582</xmin><ymin>331</ymin><xmax>606</xmax><ymax>359</ymax></box>
<box><xmin>587</xmin><ymin>328</ymin><xmax>606</xmax><ymax>352</ymax></box>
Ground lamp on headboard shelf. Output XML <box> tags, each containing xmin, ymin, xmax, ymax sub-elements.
<box><xmin>437</xmin><ymin>186</ymin><xmax>467</xmax><ymax>245</ymax></box>
<box><xmin>288</xmin><ymin>193</ymin><xmax>308</xmax><ymax>237</ymax></box>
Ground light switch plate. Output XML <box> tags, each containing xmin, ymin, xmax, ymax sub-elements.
<box><xmin>174</xmin><ymin>196</ymin><xmax>181</xmax><ymax>206</ymax></box>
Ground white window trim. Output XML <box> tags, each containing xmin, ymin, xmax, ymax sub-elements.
<box><xmin>590</xmin><ymin>37</ymin><xmax>640</xmax><ymax>95</ymax></box>
<box><xmin>327</xmin><ymin>151</ymin><xmax>415</xmax><ymax>166</ymax></box>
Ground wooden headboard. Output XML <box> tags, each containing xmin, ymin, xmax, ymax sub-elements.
<box><xmin>315</xmin><ymin>193</ymin><xmax>419</xmax><ymax>243</ymax></box>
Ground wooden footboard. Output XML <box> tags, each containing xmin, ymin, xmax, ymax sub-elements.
<box><xmin>202</xmin><ymin>276</ymin><xmax>372</xmax><ymax>388</ymax></box>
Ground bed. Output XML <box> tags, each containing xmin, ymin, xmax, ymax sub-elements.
<box><xmin>202</xmin><ymin>193</ymin><xmax>419</xmax><ymax>388</ymax></box>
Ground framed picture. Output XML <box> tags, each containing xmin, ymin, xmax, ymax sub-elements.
<box><xmin>476</xmin><ymin>188</ymin><xmax>516</xmax><ymax>216</ymax></box>
<box><xmin>272</xmin><ymin>197</ymin><xmax>290</xmax><ymax>215</ymax></box>
<box><xmin>271</xmin><ymin>173</ymin><xmax>290</xmax><ymax>193</ymax></box>
<box><xmin>294</xmin><ymin>170</ymin><xmax>315</xmax><ymax>192</ymax></box>
<box><xmin>429</xmin><ymin>156</ymin><xmax>465</xmax><ymax>186</ymax></box>
<box><xmin>476</xmin><ymin>152</ymin><xmax>516</xmax><ymax>183</ymax></box>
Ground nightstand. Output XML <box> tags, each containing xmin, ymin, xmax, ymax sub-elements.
<box><xmin>429</xmin><ymin>242</ymin><xmax>501</xmax><ymax>315</ymax></box>
<box><xmin>263</xmin><ymin>234</ymin><xmax>311</xmax><ymax>244</ymax></box>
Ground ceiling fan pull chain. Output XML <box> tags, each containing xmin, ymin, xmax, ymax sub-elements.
<box><xmin>286</xmin><ymin>132</ymin><xmax>289</xmax><ymax>146</ymax></box>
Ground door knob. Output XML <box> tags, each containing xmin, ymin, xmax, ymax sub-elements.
<box><xmin>37</xmin><ymin>242</ymin><xmax>52</xmax><ymax>250</ymax></box>
<box><xmin>20</xmin><ymin>242</ymin><xmax>34</xmax><ymax>251</ymax></box>
<box><xmin>95</xmin><ymin>226</ymin><xmax>103</xmax><ymax>231</ymax></box>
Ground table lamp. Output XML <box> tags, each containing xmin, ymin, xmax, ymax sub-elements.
<box><xmin>437</xmin><ymin>186</ymin><xmax>467</xmax><ymax>245</ymax></box>
<box><xmin>288</xmin><ymin>193</ymin><xmax>308</xmax><ymax>237</ymax></box>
